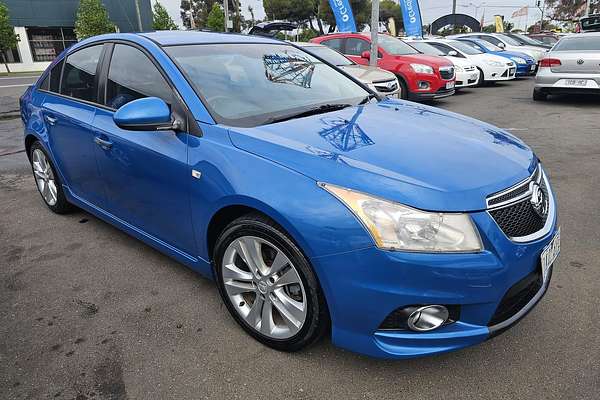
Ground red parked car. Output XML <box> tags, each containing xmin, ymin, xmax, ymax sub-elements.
<box><xmin>311</xmin><ymin>33</ymin><xmax>456</xmax><ymax>101</ymax></box>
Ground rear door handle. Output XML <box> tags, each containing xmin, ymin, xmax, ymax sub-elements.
<box><xmin>94</xmin><ymin>136</ymin><xmax>113</xmax><ymax>150</ymax></box>
<box><xmin>45</xmin><ymin>115</ymin><xmax>57</xmax><ymax>125</ymax></box>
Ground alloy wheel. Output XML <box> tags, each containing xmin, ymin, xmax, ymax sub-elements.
<box><xmin>221</xmin><ymin>236</ymin><xmax>307</xmax><ymax>339</ymax></box>
<box><xmin>32</xmin><ymin>149</ymin><xmax>58</xmax><ymax>206</ymax></box>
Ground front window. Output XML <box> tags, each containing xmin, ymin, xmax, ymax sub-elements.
<box><xmin>407</xmin><ymin>41</ymin><xmax>445</xmax><ymax>56</ymax></box>
<box><xmin>447</xmin><ymin>40</ymin><xmax>483</xmax><ymax>55</ymax></box>
<box><xmin>166</xmin><ymin>44</ymin><xmax>369</xmax><ymax>128</ymax></box>
<box><xmin>377</xmin><ymin>35</ymin><xmax>419</xmax><ymax>55</ymax></box>
<box><xmin>303</xmin><ymin>45</ymin><xmax>353</xmax><ymax>66</ymax></box>
<box><xmin>496</xmin><ymin>34</ymin><xmax>523</xmax><ymax>46</ymax></box>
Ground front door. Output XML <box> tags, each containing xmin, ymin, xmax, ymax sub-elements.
<box><xmin>92</xmin><ymin>44</ymin><xmax>196</xmax><ymax>255</ymax></box>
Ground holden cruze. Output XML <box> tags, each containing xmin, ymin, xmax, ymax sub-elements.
<box><xmin>20</xmin><ymin>31</ymin><xmax>560</xmax><ymax>359</ymax></box>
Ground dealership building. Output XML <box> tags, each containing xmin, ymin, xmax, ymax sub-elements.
<box><xmin>1</xmin><ymin>0</ymin><xmax>152</xmax><ymax>73</ymax></box>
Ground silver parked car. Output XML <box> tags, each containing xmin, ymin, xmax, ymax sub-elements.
<box><xmin>295</xmin><ymin>42</ymin><xmax>401</xmax><ymax>98</ymax></box>
<box><xmin>533</xmin><ymin>33</ymin><xmax>600</xmax><ymax>101</ymax></box>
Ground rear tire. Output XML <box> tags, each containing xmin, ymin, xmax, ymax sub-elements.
<box><xmin>29</xmin><ymin>141</ymin><xmax>73</xmax><ymax>214</ymax></box>
<box><xmin>213</xmin><ymin>213</ymin><xmax>329</xmax><ymax>352</ymax></box>
<box><xmin>533</xmin><ymin>88</ymin><xmax>548</xmax><ymax>101</ymax></box>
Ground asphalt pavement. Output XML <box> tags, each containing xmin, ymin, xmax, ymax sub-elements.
<box><xmin>1</xmin><ymin>77</ymin><xmax>599</xmax><ymax>400</ymax></box>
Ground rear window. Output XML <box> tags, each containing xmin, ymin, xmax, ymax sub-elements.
<box><xmin>553</xmin><ymin>36</ymin><xmax>600</xmax><ymax>51</ymax></box>
<box><xmin>60</xmin><ymin>45</ymin><xmax>103</xmax><ymax>102</ymax></box>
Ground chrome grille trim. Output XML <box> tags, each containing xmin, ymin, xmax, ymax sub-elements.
<box><xmin>486</xmin><ymin>165</ymin><xmax>556</xmax><ymax>243</ymax></box>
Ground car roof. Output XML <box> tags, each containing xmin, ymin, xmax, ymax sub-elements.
<box><xmin>139</xmin><ymin>30</ymin><xmax>283</xmax><ymax>46</ymax></box>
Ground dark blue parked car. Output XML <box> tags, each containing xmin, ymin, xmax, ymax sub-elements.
<box><xmin>19</xmin><ymin>31</ymin><xmax>560</xmax><ymax>359</ymax></box>
<box><xmin>456</xmin><ymin>38</ymin><xmax>538</xmax><ymax>76</ymax></box>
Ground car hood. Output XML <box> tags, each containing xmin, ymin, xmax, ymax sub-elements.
<box><xmin>228</xmin><ymin>100</ymin><xmax>536</xmax><ymax>212</ymax></box>
<box><xmin>338</xmin><ymin>64</ymin><xmax>395</xmax><ymax>83</ymax></box>
<box><xmin>444</xmin><ymin>56</ymin><xmax>473</xmax><ymax>68</ymax></box>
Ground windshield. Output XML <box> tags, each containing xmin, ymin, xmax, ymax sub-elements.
<box><xmin>472</xmin><ymin>40</ymin><xmax>502</xmax><ymax>52</ymax></box>
<box><xmin>513</xmin><ymin>34</ymin><xmax>545</xmax><ymax>46</ymax></box>
<box><xmin>553</xmin><ymin>36</ymin><xmax>600</xmax><ymax>51</ymax></box>
<box><xmin>301</xmin><ymin>45</ymin><xmax>353</xmax><ymax>66</ymax></box>
<box><xmin>377</xmin><ymin>35</ymin><xmax>419</xmax><ymax>55</ymax></box>
<box><xmin>496</xmin><ymin>34</ymin><xmax>523</xmax><ymax>46</ymax></box>
<box><xmin>447</xmin><ymin>40</ymin><xmax>483</xmax><ymax>55</ymax></box>
<box><xmin>408</xmin><ymin>41</ymin><xmax>445</xmax><ymax>56</ymax></box>
<box><xmin>166</xmin><ymin>44</ymin><xmax>369</xmax><ymax>127</ymax></box>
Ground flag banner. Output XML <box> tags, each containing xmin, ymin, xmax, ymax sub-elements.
<box><xmin>399</xmin><ymin>0</ymin><xmax>423</xmax><ymax>37</ymax></box>
<box><xmin>327</xmin><ymin>0</ymin><xmax>357</xmax><ymax>32</ymax></box>
<box><xmin>495</xmin><ymin>15</ymin><xmax>504</xmax><ymax>32</ymax></box>
<box><xmin>511</xmin><ymin>6</ymin><xmax>528</xmax><ymax>18</ymax></box>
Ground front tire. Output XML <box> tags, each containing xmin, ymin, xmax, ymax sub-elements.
<box><xmin>213</xmin><ymin>213</ymin><xmax>328</xmax><ymax>352</ymax></box>
<box><xmin>29</xmin><ymin>141</ymin><xmax>72</xmax><ymax>214</ymax></box>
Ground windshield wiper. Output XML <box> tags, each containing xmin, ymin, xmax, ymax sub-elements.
<box><xmin>359</xmin><ymin>93</ymin><xmax>377</xmax><ymax>105</ymax></box>
<box><xmin>265</xmin><ymin>103</ymin><xmax>353</xmax><ymax>124</ymax></box>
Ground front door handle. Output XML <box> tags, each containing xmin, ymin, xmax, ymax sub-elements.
<box><xmin>94</xmin><ymin>136</ymin><xmax>113</xmax><ymax>150</ymax></box>
<box><xmin>45</xmin><ymin>115</ymin><xmax>57</xmax><ymax>125</ymax></box>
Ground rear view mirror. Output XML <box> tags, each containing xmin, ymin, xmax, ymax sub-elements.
<box><xmin>497</xmin><ymin>42</ymin><xmax>506</xmax><ymax>49</ymax></box>
<box><xmin>114</xmin><ymin>97</ymin><xmax>178</xmax><ymax>131</ymax></box>
<box><xmin>448</xmin><ymin>50</ymin><xmax>458</xmax><ymax>57</ymax></box>
<box><xmin>361</xmin><ymin>51</ymin><xmax>370</xmax><ymax>60</ymax></box>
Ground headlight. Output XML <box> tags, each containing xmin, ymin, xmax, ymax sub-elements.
<box><xmin>512</xmin><ymin>57</ymin><xmax>526</xmax><ymax>64</ymax></box>
<box><xmin>485</xmin><ymin>60</ymin><xmax>503</xmax><ymax>67</ymax></box>
<box><xmin>321</xmin><ymin>183</ymin><xmax>483</xmax><ymax>252</ymax></box>
<box><xmin>410</xmin><ymin>63</ymin><xmax>434</xmax><ymax>74</ymax></box>
<box><xmin>454</xmin><ymin>65</ymin><xmax>463</xmax><ymax>72</ymax></box>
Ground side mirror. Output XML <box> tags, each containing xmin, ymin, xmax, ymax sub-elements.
<box><xmin>114</xmin><ymin>97</ymin><xmax>179</xmax><ymax>131</ymax></box>
<box><xmin>497</xmin><ymin>42</ymin><xmax>506</xmax><ymax>49</ymax></box>
<box><xmin>361</xmin><ymin>50</ymin><xmax>370</xmax><ymax>60</ymax></box>
<box><xmin>448</xmin><ymin>50</ymin><xmax>458</xmax><ymax>57</ymax></box>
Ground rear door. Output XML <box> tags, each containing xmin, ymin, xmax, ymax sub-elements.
<box><xmin>41</xmin><ymin>44</ymin><xmax>107</xmax><ymax>206</ymax></box>
<box><xmin>91</xmin><ymin>43</ymin><xmax>196</xmax><ymax>255</ymax></box>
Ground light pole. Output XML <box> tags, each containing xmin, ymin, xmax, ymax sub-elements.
<box><xmin>224</xmin><ymin>0</ymin><xmax>229</xmax><ymax>32</ymax></box>
<box><xmin>370</xmin><ymin>0</ymin><xmax>379</xmax><ymax>68</ymax></box>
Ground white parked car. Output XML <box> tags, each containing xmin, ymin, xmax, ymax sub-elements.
<box><xmin>405</xmin><ymin>40</ymin><xmax>479</xmax><ymax>88</ymax></box>
<box><xmin>423</xmin><ymin>39</ymin><xmax>516</xmax><ymax>85</ymax></box>
<box><xmin>449</xmin><ymin>33</ymin><xmax>547</xmax><ymax>61</ymax></box>
<box><xmin>295</xmin><ymin>42</ymin><xmax>401</xmax><ymax>98</ymax></box>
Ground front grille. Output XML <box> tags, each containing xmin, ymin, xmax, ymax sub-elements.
<box><xmin>439</xmin><ymin>67</ymin><xmax>454</xmax><ymax>80</ymax></box>
<box><xmin>373</xmin><ymin>79</ymin><xmax>398</xmax><ymax>93</ymax></box>
<box><xmin>488</xmin><ymin>268</ymin><xmax>543</xmax><ymax>326</ymax></box>
<box><xmin>486</xmin><ymin>165</ymin><xmax>552</xmax><ymax>240</ymax></box>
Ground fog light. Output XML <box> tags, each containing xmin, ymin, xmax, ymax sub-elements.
<box><xmin>407</xmin><ymin>305</ymin><xmax>449</xmax><ymax>332</ymax></box>
<box><xmin>417</xmin><ymin>81</ymin><xmax>430</xmax><ymax>90</ymax></box>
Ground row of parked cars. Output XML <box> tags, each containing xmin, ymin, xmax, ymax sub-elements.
<box><xmin>294</xmin><ymin>31</ymin><xmax>552</xmax><ymax>101</ymax></box>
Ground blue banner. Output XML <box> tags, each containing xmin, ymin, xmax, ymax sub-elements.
<box><xmin>328</xmin><ymin>0</ymin><xmax>357</xmax><ymax>32</ymax></box>
<box><xmin>398</xmin><ymin>0</ymin><xmax>423</xmax><ymax>37</ymax></box>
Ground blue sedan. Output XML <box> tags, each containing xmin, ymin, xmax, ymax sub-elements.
<box><xmin>456</xmin><ymin>38</ymin><xmax>538</xmax><ymax>76</ymax></box>
<box><xmin>19</xmin><ymin>31</ymin><xmax>560</xmax><ymax>359</ymax></box>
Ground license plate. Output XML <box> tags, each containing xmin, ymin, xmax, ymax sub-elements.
<box><xmin>530</xmin><ymin>64</ymin><xmax>536</xmax><ymax>71</ymax></box>
<box><xmin>446</xmin><ymin>81</ymin><xmax>455</xmax><ymax>89</ymax></box>
<box><xmin>565</xmin><ymin>79</ymin><xmax>587</xmax><ymax>87</ymax></box>
<box><xmin>540</xmin><ymin>227</ymin><xmax>560</xmax><ymax>282</ymax></box>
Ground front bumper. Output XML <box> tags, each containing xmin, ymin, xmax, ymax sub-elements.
<box><xmin>310</xmin><ymin>210</ymin><xmax>559</xmax><ymax>359</ymax></box>
<box><xmin>455</xmin><ymin>70</ymin><xmax>479</xmax><ymax>88</ymax></box>
<box><xmin>484</xmin><ymin>64</ymin><xmax>516</xmax><ymax>81</ymax></box>
<box><xmin>408</xmin><ymin>86</ymin><xmax>455</xmax><ymax>101</ymax></box>
<box><xmin>516</xmin><ymin>62</ymin><xmax>538</xmax><ymax>76</ymax></box>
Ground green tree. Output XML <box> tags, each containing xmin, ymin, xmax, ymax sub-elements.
<box><xmin>153</xmin><ymin>0</ymin><xmax>178</xmax><ymax>30</ymax></box>
<box><xmin>206</xmin><ymin>2</ymin><xmax>224</xmax><ymax>31</ymax></box>
<box><xmin>181</xmin><ymin>0</ymin><xmax>243</xmax><ymax>32</ymax></box>
<box><xmin>0</xmin><ymin>1</ymin><xmax>18</xmax><ymax>73</ymax></box>
<box><xmin>74</xmin><ymin>0</ymin><xmax>116</xmax><ymax>40</ymax></box>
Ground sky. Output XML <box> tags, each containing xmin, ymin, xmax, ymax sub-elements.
<box><xmin>160</xmin><ymin>0</ymin><xmax>546</xmax><ymax>31</ymax></box>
